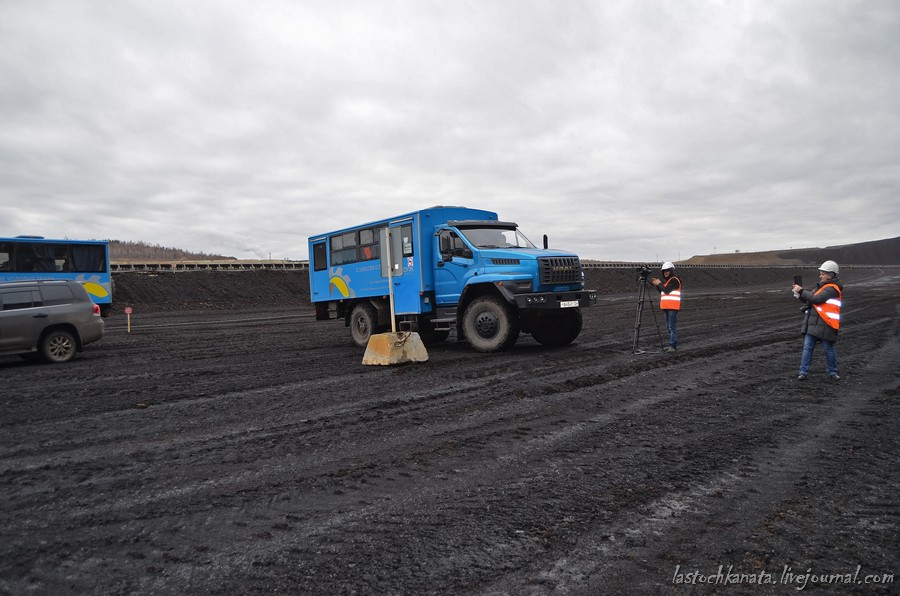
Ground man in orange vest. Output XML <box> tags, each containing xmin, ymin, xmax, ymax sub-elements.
<box><xmin>792</xmin><ymin>260</ymin><xmax>842</xmax><ymax>380</ymax></box>
<box><xmin>651</xmin><ymin>262</ymin><xmax>681</xmax><ymax>352</ymax></box>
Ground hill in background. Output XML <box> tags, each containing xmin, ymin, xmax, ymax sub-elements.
<box><xmin>683</xmin><ymin>236</ymin><xmax>899</xmax><ymax>266</ymax></box>
<box><xmin>107</xmin><ymin>235</ymin><xmax>898</xmax><ymax>266</ymax></box>
<box><xmin>109</xmin><ymin>240</ymin><xmax>233</xmax><ymax>262</ymax></box>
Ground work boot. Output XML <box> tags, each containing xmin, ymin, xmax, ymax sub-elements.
<box><xmin>797</xmin><ymin>373</ymin><xmax>808</xmax><ymax>381</ymax></box>
<box><xmin>828</xmin><ymin>374</ymin><xmax>841</xmax><ymax>381</ymax></box>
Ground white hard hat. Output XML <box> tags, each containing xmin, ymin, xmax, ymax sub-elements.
<box><xmin>819</xmin><ymin>260</ymin><xmax>839</xmax><ymax>275</ymax></box>
<box><xmin>661</xmin><ymin>261</ymin><xmax>675</xmax><ymax>271</ymax></box>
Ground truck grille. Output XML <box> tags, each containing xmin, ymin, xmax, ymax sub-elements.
<box><xmin>538</xmin><ymin>257</ymin><xmax>582</xmax><ymax>285</ymax></box>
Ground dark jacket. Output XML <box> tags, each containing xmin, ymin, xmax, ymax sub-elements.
<box><xmin>798</xmin><ymin>279</ymin><xmax>843</xmax><ymax>342</ymax></box>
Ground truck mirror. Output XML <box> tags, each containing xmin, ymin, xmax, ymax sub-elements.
<box><xmin>543</xmin><ymin>234</ymin><xmax>548</xmax><ymax>250</ymax></box>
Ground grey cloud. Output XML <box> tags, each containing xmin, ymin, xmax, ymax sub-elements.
<box><xmin>1</xmin><ymin>0</ymin><xmax>898</xmax><ymax>261</ymax></box>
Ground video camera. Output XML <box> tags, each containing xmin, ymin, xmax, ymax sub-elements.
<box><xmin>636</xmin><ymin>265</ymin><xmax>652</xmax><ymax>282</ymax></box>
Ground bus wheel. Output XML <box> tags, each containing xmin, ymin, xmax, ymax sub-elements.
<box><xmin>349</xmin><ymin>303</ymin><xmax>378</xmax><ymax>348</ymax></box>
<box><xmin>41</xmin><ymin>329</ymin><xmax>78</xmax><ymax>363</ymax></box>
<box><xmin>531</xmin><ymin>309</ymin><xmax>583</xmax><ymax>347</ymax></box>
<box><xmin>462</xmin><ymin>296</ymin><xmax>519</xmax><ymax>352</ymax></box>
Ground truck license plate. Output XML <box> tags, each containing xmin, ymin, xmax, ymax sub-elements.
<box><xmin>560</xmin><ymin>300</ymin><xmax>579</xmax><ymax>308</ymax></box>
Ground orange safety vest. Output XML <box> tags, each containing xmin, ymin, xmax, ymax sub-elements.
<box><xmin>659</xmin><ymin>276</ymin><xmax>682</xmax><ymax>311</ymax></box>
<box><xmin>814</xmin><ymin>283</ymin><xmax>841</xmax><ymax>330</ymax></box>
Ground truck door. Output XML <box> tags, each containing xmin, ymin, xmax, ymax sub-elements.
<box><xmin>386</xmin><ymin>222</ymin><xmax>420</xmax><ymax>314</ymax></box>
<box><xmin>308</xmin><ymin>240</ymin><xmax>333</xmax><ymax>303</ymax></box>
<box><xmin>434</xmin><ymin>230</ymin><xmax>472</xmax><ymax>305</ymax></box>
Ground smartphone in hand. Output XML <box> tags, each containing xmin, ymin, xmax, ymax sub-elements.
<box><xmin>793</xmin><ymin>275</ymin><xmax>802</xmax><ymax>286</ymax></box>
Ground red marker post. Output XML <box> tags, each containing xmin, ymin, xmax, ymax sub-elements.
<box><xmin>124</xmin><ymin>306</ymin><xmax>133</xmax><ymax>333</ymax></box>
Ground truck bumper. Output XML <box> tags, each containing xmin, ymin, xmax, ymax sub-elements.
<box><xmin>512</xmin><ymin>289</ymin><xmax>598</xmax><ymax>310</ymax></box>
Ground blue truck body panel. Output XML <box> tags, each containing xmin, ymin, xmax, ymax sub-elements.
<box><xmin>309</xmin><ymin>207</ymin><xmax>497</xmax><ymax>314</ymax></box>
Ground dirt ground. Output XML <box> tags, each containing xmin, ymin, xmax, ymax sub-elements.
<box><xmin>1</xmin><ymin>267</ymin><xmax>898</xmax><ymax>594</ymax></box>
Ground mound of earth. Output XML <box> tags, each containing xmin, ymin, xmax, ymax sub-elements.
<box><xmin>109</xmin><ymin>266</ymin><xmax>841</xmax><ymax>314</ymax></box>
<box><xmin>684</xmin><ymin>235</ymin><xmax>899</xmax><ymax>266</ymax></box>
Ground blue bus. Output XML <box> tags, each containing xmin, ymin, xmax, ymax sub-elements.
<box><xmin>0</xmin><ymin>236</ymin><xmax>113</xmax><ymax>316</ymax></box>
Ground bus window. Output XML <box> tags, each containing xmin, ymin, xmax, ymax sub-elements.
<box><xmin>0</xmin><ymin>243</ymin><xmax>10</xmax><ymax>270</ymax></box>
<box><xmin>70</xmin><ymin>244</ymin><xmax>106</xmax><ymax>272</ymax></box>
<box><xmin>15</xmin><ymin>243</ymin><xmax>65</xmax><ymax>272</ymax></box>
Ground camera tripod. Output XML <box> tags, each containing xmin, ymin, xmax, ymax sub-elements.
<box><xmin>631</xmin><ymin>276</ymin><xmax>665</xmax><ymax>354</ymax></box>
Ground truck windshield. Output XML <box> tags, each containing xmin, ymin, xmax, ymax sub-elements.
<box><xmin>458</xmin><ymin>227</ymin><xmax>536</xmax><ymax>249</ymax></box>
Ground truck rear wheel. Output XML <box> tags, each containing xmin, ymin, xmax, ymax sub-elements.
<box><xmin>462</xmin><ymin>296</ymin><xmax>519</xmax><ymax>352</ymax></box>
<box><xmin>349</xmin><ymin>303</ymin><xmax>378</xmax><ymax>347</ymax></box>
<box><xmin>531</xmin><ymin>309</ymin><xmax>583</xmax><ymax>347</ymax></box>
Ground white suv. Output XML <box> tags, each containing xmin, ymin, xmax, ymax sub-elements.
<box><xmin>0</xmin><ymin>280</ymin><xmax>105</xmax><ymax>363</ymax></box>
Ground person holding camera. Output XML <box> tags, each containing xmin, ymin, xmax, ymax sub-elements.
<box><xmin>792</xmin><ymin>260</ymin><xmax>842</xmax><ymax>381</ymax></box>
<box><xmin>651</xmin><ymin>262</ymin><xmax>681</xmax><ymax>352</ymax></box>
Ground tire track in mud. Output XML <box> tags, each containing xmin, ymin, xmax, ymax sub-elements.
<box><xmin>1</xmin><ymin>272</ymin><xmax>897</xmax><ymax>594</ymax></box>
<box><xmin>485</xmin><ymin>301</ymin><xmax>900</xmax><ymax>594</ymax></box>
<box><xmin>33</xmin><ymin>344</ymin><xmax>836</xmax><ymax>592</ymax></box>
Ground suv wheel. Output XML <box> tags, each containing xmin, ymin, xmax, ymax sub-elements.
<box><xmin>41</xmin><ymin>329</ymin><xmax>78</xmax><ymax>363</ymax></box>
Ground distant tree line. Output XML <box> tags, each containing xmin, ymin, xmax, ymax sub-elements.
<box><xmin>108</xmin><ymin>240</ymin><xmax>234</xmax><ymax>262</ymax></box>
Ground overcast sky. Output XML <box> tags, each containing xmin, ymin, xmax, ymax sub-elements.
<box><xmin>1</xmin><ymin>1</ymin><xmax>898</xmax><ymax>262</ymax></box>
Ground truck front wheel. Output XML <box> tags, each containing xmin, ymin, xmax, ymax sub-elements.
<box><xmin>349</xmin><ymin>302</ymin><xmax>378</xmax><ymax>347</ymax></box>
<box><xmin>530</xmin><ymin>309</ymin><xmax>583</xmax><ymax>347</ymax></box>
<box><xmin>462</xmin><ymin>296</ymin><xmax>519</xmax><ymax>352</ymax></box>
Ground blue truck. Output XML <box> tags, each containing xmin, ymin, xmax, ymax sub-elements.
<box><xmin>308</xmin><ymin>206</ymin><xmax>597</xmax><ymax>352</ymax></box>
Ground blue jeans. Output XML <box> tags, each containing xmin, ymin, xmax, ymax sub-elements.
<box><xmin>799</xmin><ymin>334</ymin><xmax>838</xmax><ymax>376</ymax></box>
<box><xmin>664</xmin><ymin>310</ymin><xmax>678</xmax><ymax>348</ymax></box>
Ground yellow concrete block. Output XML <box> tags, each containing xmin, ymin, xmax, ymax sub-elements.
<box><xmin>362</xmin><ymin>332</ymin><xmax>429</xmax><ymax>366</ymax></box>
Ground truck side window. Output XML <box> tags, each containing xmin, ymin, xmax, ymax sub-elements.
<box><xmin>358</xmin><ymin>227</ymin><xmax>381</xmax><ymax>261</ymax></box>
<box><xmin>312</xmin><ymin>242</ymin><xmax>327</xmax><ymax>272</ymax></box>
<box><xmin>330</xmin><ymin>232</ymin><xmax>359</xmax><ymax>266</ymax></box>
<box><xmin>400</xmin><ymin>224</ymin><xmax>413</xmax><ymax>257</ymax></box>
<box><xmin>439</xmin><ymin>231</ymin><xmax>471</xmax><ymax>259</ymax></box>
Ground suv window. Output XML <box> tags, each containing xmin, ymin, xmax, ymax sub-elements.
<box><xmin>41</xmin><ymin>284</ymin><xmax>76</xmax><ymax>306</ymax></box>
<box><xmin>1</xmin><ymin>289</ymin><xmax>42</xmax><ymax>310</ymax></box>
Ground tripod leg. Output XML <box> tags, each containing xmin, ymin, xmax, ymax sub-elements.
<box><xmin>632</xmin><ymin>282</ymin><xmax>646</xmax><ymax>354</ymax></box>
<box><xmin>646</xmin><ymin>289</ymin><xmax>666</xmax><ymax>350</ymax></box>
